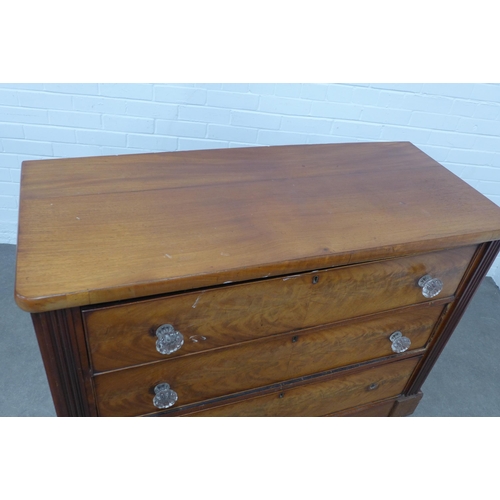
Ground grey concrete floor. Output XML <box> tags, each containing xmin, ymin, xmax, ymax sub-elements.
<box><xmin>1</xmin><ymin>243</ymin><xmax>500</xmax><ymax>417</ymax></box>
<box><xmin>1</xmin><ymin>244</ymin><xmax>56</xmax><ymax>416</ymax></box>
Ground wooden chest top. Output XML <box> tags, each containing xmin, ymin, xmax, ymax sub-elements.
<box><xmin>15</xmin><ymin>141</ymin><xmax>500</xmax><ymax>312</ymax></box>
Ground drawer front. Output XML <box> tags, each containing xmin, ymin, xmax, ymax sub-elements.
<box><xmin>183</xmin><ymin>357</ymin><xmax>421</xmax><ymax>417</ymax></box>
<box><xmin>93</xmin><ymin>304</ymin><xmax>442</xmax><ymax>417</ymax></box>
<box><xmin>84</xmin><ymin>245</ymin><xmax>476</xmax><ymax>372</ymax></box>
<box><xmin>327</xmin><ymin>399</ymin><xmax>397</xmax><ymax>417</ymax></box>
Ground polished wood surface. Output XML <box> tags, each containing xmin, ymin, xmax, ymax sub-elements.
<box><xmin>31</xmin><ymin>308</ymin><xmax>97</xmax><ymax>416</ymax></box>
<box><xmin>84</xmin><ymin>246</ymin><xmax>473</xmax><ymax>372</ymax></box>
<box><xmin>389</xmin><ymin>391</ymin><xmax>424</xmax><ymax>416</ymax></box>
<box><xmin>406</xmin><ymin>240</ymin><xmax>500</xmax><ymax>395</ymax></box>
<box><xmin>329</xmin><ymin>391</ymin><xmax>423</xmax><ymax>417</ymax></box>
<box><xmin>183</xmin><ymin>357</ymin><xmax>421</xmax><ymax>417</ymax></box>
<box><xmin>16</xmin><ymin>143</ymin><xmax>500</xmax><ymax>417</ymax></box>
<box><xmin>15</xmin><ymin>142</ymin><xmax>500</xmax><ymax>312</ymax></box>
<box><xmin>328</xmin><ymin>398</ymin><xmax>397</xmax><ymax>417</ymax></box>
<box><xmin>92</xmin><ymin>303</ymin><xmax>442</xmax><ymax>416</ymax></box>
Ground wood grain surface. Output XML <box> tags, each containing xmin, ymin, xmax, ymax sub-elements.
<box><xmin>31</xmin><ymin>308</ymin><xmax>97</xmax><ymax>416</ymax></box>
<box><xmin>15</xmin><ymin>142</ymin><xmax>500</xmax><ymax>312</ymax></box>
<box><xmin>85</xmin><ymin>246</ymin><xmax>474</xmax><ymax>372</ymax></box>
<box><xmin>183</xmin><ymin>357</ymin><xmax>421</xmax><ymax>417</ymax></box>
<box><xmin>92</xmin><ymin>303</ymin><xmax>441</xmax><ymax>417</ymax></box>
<box><xmin>327</xmin><ymin>398</ymin><xmax>398</xmax><ymax>417</ymax></box>
<box><xmin>406</xmin><ymin>239</ymin><xmax>500</xmax><ymax>395</ymax></box>
<box><xmin>389</xmin><ymin>391</ymin><xmax>424</xmax><ymax>416</ymax></box>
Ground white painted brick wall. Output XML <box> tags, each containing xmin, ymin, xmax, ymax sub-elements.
<box><xmin>1</xmin><ymin>83</ymin><xmax>499</xmax><ymax>284</ymax></box>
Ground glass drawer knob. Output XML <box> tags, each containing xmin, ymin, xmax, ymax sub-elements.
<box><xmin>156</xmin><ymin>324</ymin><xmax>184</xmax><ymax>355</ymax></box>
<box><xmin>153</xmin><ymin>383</ymin><xmax>178</xmax><ymax>409</ymax></box>
<box><xmin>389</xmin><ymin>331</ymin><xmax>411</xmax><ymax>353</ymax></box>
<box><xmin>418</xmin><ymin>275</ymin><xmax>443</xmax><ymax>299</ymax></box>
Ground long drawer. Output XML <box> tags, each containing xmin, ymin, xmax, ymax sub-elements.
<box><xmin>182</xmin><ymin>357</ymin><xmax>422</xmax><ymax>417</ymax></box>
<box><xmin>93</xmin><ymin>303</ymin><xmax>443</xmax><ymax>417</ymax></box>
<box><xmin>84</xmin><ymin>245</ymin><xmax>475</xmax><ymax>372</ymax></box>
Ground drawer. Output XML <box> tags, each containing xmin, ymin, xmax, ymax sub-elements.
<box><xmin>327</xmin><ymin>399</ymin><xmax>398</xmax><ymax>417</ymax></box>
<box><xmin>84</xmin><ymin>245</ymin><xmax>476</xmax><ymax>372</ymax></box>
<box><xmin>183</xmin><ymin>357</ymin><xmax>422</xmax><ymax>417</ymax></box>
<box><xmin>93</xmin><ymin>303</ymin><xmax>442</xmax><ymax>417</ymax></box>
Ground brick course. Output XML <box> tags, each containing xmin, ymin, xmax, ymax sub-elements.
<box><xmin>1</xmin><ymin>83</ymin><xmax>499</xmax><ymax>282</ymax></box>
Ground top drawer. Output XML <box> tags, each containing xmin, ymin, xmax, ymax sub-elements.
<box><xmin>83</xmin><ymin>245</ymin><xmax>477</xmax><ymax>372</ymax></box>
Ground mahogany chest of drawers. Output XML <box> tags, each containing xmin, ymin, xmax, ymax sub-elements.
<box><xmin>15</xmin><ymin>142</ymin><xmax>500</xmax><ymax>417</ymax></box>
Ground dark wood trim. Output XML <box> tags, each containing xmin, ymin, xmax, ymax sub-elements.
<box><xmin>389</xmin><ymin>391</ymin><xmax>423</xmax><ymax>417</ymax></box>
<box><xmin>31</xmin><ymin>309</ymin><xmax>97</xmax><ymax>417</ymax></box>
<box><xmin>68</xmin><ymin>308</ymin><xmax>99</xmax><ymax>416</ymax></box>
<box><xmin>406</xmin><ymin>240</ymin><xmax>500</xmax><ymax>394</ymax></box>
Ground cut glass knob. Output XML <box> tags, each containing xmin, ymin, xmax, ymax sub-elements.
<box><xmin>418</xmin><ymin>275</ymin><xmax>443</xmax><ymax>299</ymax></box>
<box><xmin>389</xmin><ymin>331</ymin><xmax>412</xmax><ymax>353</ymax></box>
<box><xmin>156</xmin><ymin>324</ymin><xmax>184</xmax><ymax>355</ymax></box>
<box><xmin>153</xmin><ymin>383</ymin><xmax>178</xmax><ymax>409</ymax></box>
